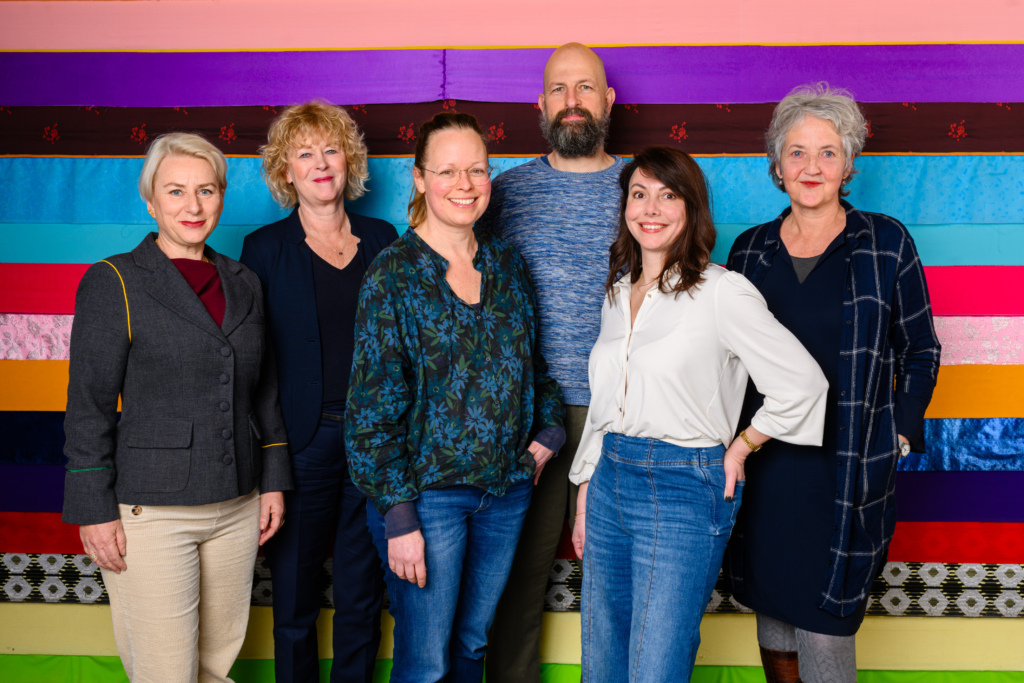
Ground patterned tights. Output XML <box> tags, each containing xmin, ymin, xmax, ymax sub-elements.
<box><xmin>755</xmin><ymin>613</ymin><xmax>857</xmax><ymax>683</ymax></box>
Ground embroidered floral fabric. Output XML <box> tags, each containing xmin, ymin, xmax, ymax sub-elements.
<box><xmin>345</xmin><ymin>229</ymin><xmax>564</xmax><ymax>514</ymax></box>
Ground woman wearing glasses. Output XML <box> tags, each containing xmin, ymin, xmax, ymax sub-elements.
<box><xmin>345</xmin><ymin>112</ymin><xmax>565</xmax><ymax>683</ymax></box>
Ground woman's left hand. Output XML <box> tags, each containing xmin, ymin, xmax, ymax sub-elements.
<box><xmin>527</xmin><ymin>441</ymin><xmax>557</xmax><ymax>485</ymax></box>
<box><xmin>259</xmin><ymin>491</ymin><xmax>286</xmax><ymax>546</ymax></box>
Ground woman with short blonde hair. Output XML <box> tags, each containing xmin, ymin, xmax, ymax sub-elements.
<box><xmin>260</xmin><ymin>100</ymin><xmax>369</xmax><ymax>206</ymax></box>
<box><xmin>64</xmin><ymin>131</ymin><xmax>291</xmax><ymax>683</ymax></box>
<box><xmin>240</xmin><ymin>101</ymin><xmax>396</xmax><ymax>683</ymax></box>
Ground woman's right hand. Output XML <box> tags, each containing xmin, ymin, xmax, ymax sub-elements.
<box><xmin>388</xmin><ymin>529</ymin><xmax>427</xmax><ymax>587</ymax></box>
<box><xmin>572</xmin><ymin>482</ymin><xmax>589</xmax><ymax>558</ymax></box>
<box><xmin>80</xmin><ymin>520</ymin><xmax>127</xmax><ymax>573</ymax></box>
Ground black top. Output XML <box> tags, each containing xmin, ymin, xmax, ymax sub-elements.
<box><xmin>311</xmin><ymin>250</ymin><xmax>365</xmax><ymax>413</ymax></box>
<box><xmin>732</xmin><ymin>230</ymin><xmax>869</xmax><ymax>636</ymax></box>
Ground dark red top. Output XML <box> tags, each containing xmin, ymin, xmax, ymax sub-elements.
<box><xmin>171</xmin><ymin>258</ymin><xmax>225</xmax><ymax>327</ymax></box>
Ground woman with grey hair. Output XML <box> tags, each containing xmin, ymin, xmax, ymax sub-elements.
<box><xmin>725</xmin><ymin>83</ymin><xmax>941</xmax><ymax>683</ymax></box>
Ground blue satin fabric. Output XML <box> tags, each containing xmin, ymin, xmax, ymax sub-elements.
<box><xmin>898</xmin><ymin>418</ymin><xmax>1024</xmax><ymax>471</ymax></box>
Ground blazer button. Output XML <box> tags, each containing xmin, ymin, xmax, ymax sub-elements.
<box><xmin>131</xmin><ymin>506</ymin><xmax>142</xmax><ymax>516</ymax></box>
<box><xmin>223</xmin><ymin>455</ymin><xmax>233</xmax><ymax>465</ymax></box>
<box><xmin>222</xmin><ymin>429</ymin><xmax>232</xmax><ymax>439</ymax></box>
<box><xmin>219</xmin><ymin>374</ymin><xmax>230</xmax><ymax>384</ymax></box>
<box><xmin>220</xmin><ymin>346</ymin><xmax>232</xmax><ymax>357</ymax></box>
<box><xmin>220</xmin><ymin>401</ymin><xmax>230</xmax><ymax>412</ymax></box>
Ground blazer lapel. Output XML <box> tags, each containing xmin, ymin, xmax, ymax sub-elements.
<box><xmin>134</xmin><ymin>233</ymin><xmax>226</xmax><ymax>341</ymax></box>
<box><xmin>216</xmin><ymin>251</ymin><xmax>253</xmax><ymax>337</ymax></box>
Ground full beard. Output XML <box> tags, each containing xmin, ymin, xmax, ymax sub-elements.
<box><xmin>540</xmin><ymin>106</ymin><xmax>611</xmax><ymax>159</ymax></box>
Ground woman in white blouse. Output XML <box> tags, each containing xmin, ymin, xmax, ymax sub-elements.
<box><xmin>569</xmin><ymin>147</ymin><xmax>828</xmax><ymax>683</ymax></box>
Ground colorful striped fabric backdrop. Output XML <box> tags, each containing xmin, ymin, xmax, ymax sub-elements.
<box><xmin>2</xmin><ymin>1</ymin><xmax>1024</xmax><ymax>680</ymax></box>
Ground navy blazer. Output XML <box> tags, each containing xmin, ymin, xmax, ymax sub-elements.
<box><xmin>240</xmin><ymin>208</ymin><xmax>399</xmax><ymax>455</ymax></box>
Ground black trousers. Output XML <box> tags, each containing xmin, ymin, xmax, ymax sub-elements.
<box><xmin>486</xmin><ymin>405</ymin><xmax>588</xmax><ymax>683</ymax></box>
<box><xmin>263</xmin><ymin>414</ymin><xmax>386</xmax><ymax>683</ymax></box>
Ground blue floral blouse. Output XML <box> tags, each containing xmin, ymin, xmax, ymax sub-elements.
<box><xmin>346</xmin><ymin>228</ymin><xmax>565</xmax><ymax>514</ymax></box>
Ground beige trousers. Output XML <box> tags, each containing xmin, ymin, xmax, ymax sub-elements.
<box><xmin>101</xmin><ymin>489</ymin><xmax>260</xmax><ymax>683</ymax></box>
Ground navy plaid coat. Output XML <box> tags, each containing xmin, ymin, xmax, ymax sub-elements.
<box><xmin>725</xmin><ymin>201</ymin><xmax>941</xmax><ymax>617</ymax></box>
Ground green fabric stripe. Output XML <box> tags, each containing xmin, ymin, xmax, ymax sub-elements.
<box><xmin>67</xmin><ymin>467</ymin><xmax>114</xmax><ymax>473</ymax></box>
<box><xmin>3</xmin><ymin>657</ymin><xmax>1024</xmax><ymax>683</ymax></box>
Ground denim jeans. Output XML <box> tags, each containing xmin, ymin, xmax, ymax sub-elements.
<box><xmin>582</xmin><ymin>434</ymin><xmax>743</xmax><ymax>683</ymax></box>
<box><xmin>366</xmin><ymin>479</ymin><xmax>533</xmax><ymax>683</ymax></box>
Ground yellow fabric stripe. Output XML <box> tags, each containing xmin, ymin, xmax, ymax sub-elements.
<box><xmin>2</xmin><ymin>605</ymin><xmax>1022</xmax><ymax>670</ymax></box>
<box><xmin>261</xmin><ymin>443</ymin><xmax>288</xmax><ymax>449</ymax></box>
<box><xmin>924</xmin><ymin>365</ymin><xmax>1024</xmax><ymax>419</ymax></box>
<box><xmin>99</xmin><ymin>260</ymin><xmax>131</xmax><ymax>344</ymax></box>
<box><xmin>2</xmin><ymin>362</ymin><xmax>1021</xmax><ymax>417</ymax></box>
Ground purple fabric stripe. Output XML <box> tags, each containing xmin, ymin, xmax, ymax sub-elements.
<box><xmin>0</xmin><ymin>464</ymin><xmax>64</xmax><ymax>513</ymax></box>
<box><xmin>896</xmin><ymin>471</ymin><xmax>1024</xmax><ymax>523</ymax></box>
<box><xmin>0</xmin><ymin>51</ymin><xmax>445</xmax><ymax>107</ymax></box>
<box><xmin>449</xmin><ymin>44</ymin><xmax>1024</xmax><ymax>103</ymax></box>
<box><xmin>3</xmin><ymin>45</ymin><xmax>1024</xmax><ymax>106</ymax></box>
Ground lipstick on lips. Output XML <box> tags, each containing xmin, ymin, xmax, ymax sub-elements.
<box><xmin>314</xmin><ymin>176</ymin><xmax>333</xmax><ymax>183</ymax></box>
<box><xmin>180</xmin><ymin>220</ymin><xmax>206</xmax><ymax>228</ymax></box>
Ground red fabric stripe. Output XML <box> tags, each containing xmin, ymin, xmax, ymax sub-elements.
<box><xmin>0</xmin><ymin>512</ymin><xmax>82</xmax><ymax>554</ymax></box>
<box><xmin>5</xmin><ymin>264</ymin><xmax>1024</xmax><ymax>317</ymax></box>
<box><xmin>4</xmin><ymin>512</ymin><xmax>1023</xmax><ymax>564</ymax></box>
<box><xmin>0</xmin><ymin>263</ymin><xmax>89</xmax><ymax>314</ymax></box>
<box><xmin>926</xmin><ymin>266</ymin><xmax>1024</xmax><ymax>316</ymax></box>
<box><xmin>888</xmin><ymin>522</ymin><xmax>1024</xmax><ymax>563</ymax></box>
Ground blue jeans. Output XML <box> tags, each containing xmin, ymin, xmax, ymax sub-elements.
<box><xmin>367</xmin><ymin>479</ymin><xmax>533</xmax><ymax>683</ymax></box>
<box><xmin>263</xmin><ymin>415</ymin><xmax>385</xmax><ymax>683</ymax></box>
<box><xmin>582</xmin><ymin>434</ymin><xmax>743</xmax><ymax>683</ymax></box>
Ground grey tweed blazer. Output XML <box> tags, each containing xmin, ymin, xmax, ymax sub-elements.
<box><xmin>62</xmin><ymin>234</ymin><xmax>293</xmax><ymax>525</ymax></box>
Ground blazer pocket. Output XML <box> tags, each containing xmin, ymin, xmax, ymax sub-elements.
<box><xmin>120</xmin><ymin>419</ymin><xmax>193</xmax><ymax>493</ymax></box>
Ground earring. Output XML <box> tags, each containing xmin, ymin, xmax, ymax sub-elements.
<box><xmin>148</xmin><ymin>207</ymin><xmax>155</xmax><ymax>217</ymax></box>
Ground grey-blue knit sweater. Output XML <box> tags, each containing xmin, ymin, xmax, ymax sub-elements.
<box><xmin>477</xmin><ymin>155</ymin><xmax>626</xmax><ymax>406</ymax></box>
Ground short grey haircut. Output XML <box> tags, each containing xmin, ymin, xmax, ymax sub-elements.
<box><xmin>765</xmin><ymin>82</ymin><xmax>868</xmax><ymax>196</ymax></box>
<box><xmin>138</xmin><ymin>132</ymin><xmax>228</xmax><ymax>202</ymax></box>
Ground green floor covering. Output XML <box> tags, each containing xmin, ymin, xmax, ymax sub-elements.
<box><xmin>3</xmin><ymin>656</ymin><xmax>1024</xmax><ymax>682</ymax></box>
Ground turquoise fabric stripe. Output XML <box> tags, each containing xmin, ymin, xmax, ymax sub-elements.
<box><xmin>2</xmin><ymin>222</ymin><xmax>1022</xmax><ymax>266</ymax></box>
<box><xmin>2</xmin><ymin>156</ymin><xmax>1023</xmax><ymax>228</ymax></box>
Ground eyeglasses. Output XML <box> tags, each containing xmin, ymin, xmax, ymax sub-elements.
<box><xmin>419</xmin><ymin>166</ymin><xmax>492</xmax><ymax>187</ymax></box>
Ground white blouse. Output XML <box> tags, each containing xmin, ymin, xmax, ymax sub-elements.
<box><xmin>569</xmin><ymin>265</ymin><xmax>829</xmax><ymax>485</ymax></box>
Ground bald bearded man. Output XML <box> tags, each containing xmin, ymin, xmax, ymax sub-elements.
<box><xmin>478</xmin><ymin>43</ymin><xmax>625</xmax><ymax>683</ymax></box>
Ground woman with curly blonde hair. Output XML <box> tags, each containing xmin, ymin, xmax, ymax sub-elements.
<box><xmin>240</xmin><ymin>101</ymin><xmax>398</xmax><ymax>683</ymax></box>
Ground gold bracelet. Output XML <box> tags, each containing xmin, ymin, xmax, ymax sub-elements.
<box><xmin>739</xmin><ymin>429</ymin><xmax>762</xmax><ymax>453</ymax></box>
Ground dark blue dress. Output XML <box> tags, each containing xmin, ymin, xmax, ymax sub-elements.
<box><xmin>731</xmin><ymin>230</ymin><xmax>869</xmax><ymax>636</ymax></box>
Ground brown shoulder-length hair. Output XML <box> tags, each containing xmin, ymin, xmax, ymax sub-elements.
<box><xmin>605</xmin><ymin>147</ymin><xmax>716</xmax><ymax>301</ymax></box>
<box><xmin>408</xmin><ymin>112</ymin><xmax>488</xmax><ymax>227</ymax></box>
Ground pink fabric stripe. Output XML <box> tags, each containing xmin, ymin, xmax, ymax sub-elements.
<box><xmin>2</xmin><ymin>1</ymin><xmax>1022</xmax><ymax>50</ymax></box>
<box><xmin>4</xmin><ymin>313</ymin><xmax>1022</xmax><ymax>364</ymax></box>
<box><xmin>0</xmin><ymin>315</ymin><xmax>73</xmax><ymax>361</ymax></box>
<box><xmin>935</xmin><ymin>317</ymin><xmax>1024</xmax><ymax>365</ymax></box>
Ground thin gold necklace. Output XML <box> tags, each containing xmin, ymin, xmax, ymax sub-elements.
<box><xmin>306</xmin><ymin>229</ymin><xmax>354</xmax><ymax>265</ymax></box>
